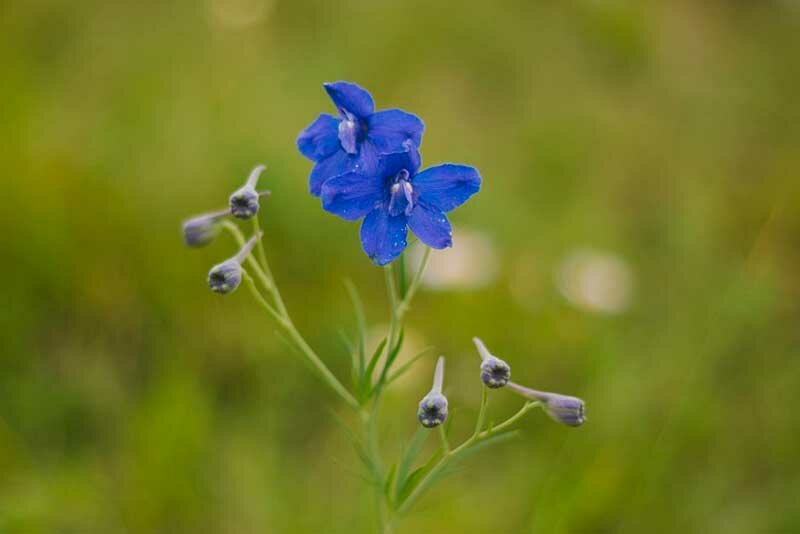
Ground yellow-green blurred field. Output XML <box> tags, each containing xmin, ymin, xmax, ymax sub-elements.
<box><xmin>2</xmin><ymin>1</ymin><xmax>799</xmax><ymax>532</ymax></box>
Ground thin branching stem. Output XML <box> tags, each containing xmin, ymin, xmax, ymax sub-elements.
<box><xmin>251</xmin><ymin>217</ymin><xmax>271</xmax><ymax>288</ymax></box>
<box><xmin>438</xmin><ymin>424</ymin><xmax>450</xmax><ymax>453</ymax></box>
<box><xmin>396</xmin><ymin>247</ymin><xmax>431</xmax><ymax>320</ymax></box>
<box><xmin>384</xmin><ymin>262</ymin><xmax>400</xmax><ymax>352</ymax></box>
<box><xmin>242</xmin><ymin>271</ymin><xmax>282</xmax><ymax>322</ymax></box>
<box><xmin>374</xmin><ymin>249</ymin><xmax>434</xmax><ymax>528</ymax></box>
<box><xmin>474</xmin><ymin>386</ymin><xmax>489</xmax><ymax>436</ymax></box>
<box><xmin>379</xmin><ymin>247</ymin><xmax>432</xmax><ymax>390</ymax></box>
<box><xmin>397</xmin><ymin>397</ymin><xmax>541</xmax><ymax>516</ymax></box>
<box><xmin>479</xmin><ymin>401</ymin><xmax>540</xmax><ymax>437</ymax></box>
<box><xmin>222</xmin><ymin>220</ymin><xmax>272</xmax><ymax>291</ymax></box>
<box><xmin>223</xmin><ymin>222</ymin><xmax>359</xmax><ymax>410</ymax></box>
<box><xmin>249</xmin><ymin>218</ymin><xmax>288</xmax><ymax>316</ymax></box>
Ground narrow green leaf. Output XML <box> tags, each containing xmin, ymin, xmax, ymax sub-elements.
<box><xmin>338</xmin><ymin>330</ymin><xmax>360</xmax><ymax>391</ymax></box>
<box><xmin>338</xmin><ymin>330</ymin><xmax>354</xmax><ymax>352</ymax></box>
<box><xmin>376</xmin><ymin>329</ymin><xmax>405</xmax><ymax>391</ymax></box>
<box><xmin>384</xmin><ymin>463</ymin><xmax>398</xmax><ymax>504</ymax></box>
<box><xmin>397</xmin><ymin>467</ymin><xmax>427</xmax><ymax>504</ymax></box>
<box><xmin>328</xmin><ymin>410</ymin><xmax>382</xmax><ymax>486</ymax></box>
<box><xmin>329</xmin><ymin>456</ymin><xmax>379</xmax><ymax>486</ymax></box>
<box><xmin>396</xmin><ymin>448</ymin><xmax>444</xmax><ymax>504</ymax></box>
<box><xmin>394</xmin><ymin>428</ymin><xmax>429</xmax><ymax>501</ymax></box>
<box><xmin>344</xmin><ymin>279</ymin><xmax>368</xmax><ymax>378</ymax></box>
<box><xmin>444</xmin><ymin>408</ymin><xmax>456</xmax><ymax>438</ymax></box>
<box><xmin>385</xmin><ymin>347</ymin><xmax>434</xmax><ymax>386</ymax></box>
<box><xmin>362</xmin><ymin>337</ymin><xmax>388</xmax><ymax>396</ymax></box>
<box><xmin>402</xmin><ymin>432</ymin><xmax>522</xmax><ymax>507</ymax></box>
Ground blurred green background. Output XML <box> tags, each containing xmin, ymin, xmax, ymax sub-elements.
<box><xmin>2</xmin><ymin>0</ymin><xmax>799</xmax><ymax>532</ymax></box>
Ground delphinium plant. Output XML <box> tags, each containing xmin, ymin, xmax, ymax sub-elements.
<box><xmin>183</xmin><ymin>81</ymin><xmax>586</xmax><ymax>533</ymax></box>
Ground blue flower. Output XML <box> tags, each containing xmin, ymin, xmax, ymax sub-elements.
<box><xmin>321</xmin><ymin>147</ymin><xmax>481</xmax><ymax>265</ymax></box>
<box><xmin>297</xmin><ymin>81</ymin><xmax>424</xmax><ymax>197</ymax></box>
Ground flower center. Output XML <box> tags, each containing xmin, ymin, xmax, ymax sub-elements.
<box><xmin>338</xmin><ymin>113</ymin><xmax>362</xmax><ymax>155</ymax></box>
<box><xmin>387</xmin><ymin>169</ymin><xmax>415</xmax><ymax>217</ymax></box>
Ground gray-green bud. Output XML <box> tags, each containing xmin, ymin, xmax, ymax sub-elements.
<box><xmin>418</xmin><ymin>356</ymin><xmax>448</xmax><ymax>428</ymax></box>
<box><xmin>473</xmin><ymin>337</ymin><xmax>511</xmax><ymax>388</ymax></box>
<box><xmin>506</xmin><ymin>382</ymin><xmax>586</xmax><ymax>427</ymax></box>
<box><xmin>207</xmin><ymin>259</ymin><xmax>242</xmax><ymax>295</ymax></box>
<box><xmin>230</xmin><ymin>165</ymin><xmax>270</xmax><ymax>220</ymax></box>
<box><xmin>182</xmin><ymin>208</ymin><xmax>230</xmax><ymax>247</ymax></box>
<box><xmin>207</xmin><ymin>231</ymin><xmax>262</xmax><ymax>295</ymax></box>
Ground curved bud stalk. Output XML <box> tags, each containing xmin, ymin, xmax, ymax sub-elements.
<box><xmin>182</xmin><ymin>208</ymin><xmax>230</xmax><ymax>247</ymax></box>
<box><xmin>473</xmin><ymin>337</ymin><xmax>511</xmax><ymax>388</ymax></box>
<box><xmin>417</xmin><ymin>356</ymin><xmax>448</xmax><ymax>428</ymax></box>
<box><xmin>230</xmin><ymin>164</ymin><xmax>271</xmax><ymax>220</ymax></box>
<box><xmin>207</xmin><ymin>231</ymin><xmax>263</xmax><ymax>294</ymax></box>
<box><xmin>506</xmin><ymin>381</ymin><xmax>586</xmax><ymax>427</ymax></box>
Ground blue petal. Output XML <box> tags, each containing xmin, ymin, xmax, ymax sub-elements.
<box><xmin>412</xmin><ymin>164</ymin><xmax>481</xmax><ymax>212</ymax></box>
<box><xmin>297</xmin><ymin>114</ymin><xmax>340</xmax><ymax>162</ymax></box>
<box><xmin>360</xmin><ymin>208</ymin><xmax>408</xmax><ymax>266</ymax></box>
<box><xmin>407</xmin><ymin>201</ymin><xmax>453</xmax><ymax>249</ymax></box>
<box><xmin>352</xmin><ymin>139</ymin><xmax>380</xmax><ymax>177</ymax></box>
<box><xmin>377</xmin><ymin>147</ymin><xmax>421</xmax><ymax>180</ymax></box>
<box><xmin>324</xmin><ymin>81</ymin><xmax>375</xmax><ymax>119</ymax></box>
<box><xmin>309</xmin><ymin>150</ymin><xmax>351</xmax><ymax>197</ymax></box>
<box><xmin>321</xmin><ymin>172</ymin><xmax>384</xmax><ymax>221</ymax></box>
<box><xmin>309</xmin><ymin>141</ymin><xmax>381</xmax><ymax>197</ymax></box>
<box><xmin>366</xmin><ymin>109</ymin><xmax>424</xmax><ymax>153</ymax></box>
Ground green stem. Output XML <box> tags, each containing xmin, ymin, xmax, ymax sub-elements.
<box><xmin>378</xmin><ymin>248</ymin><xmax>432</xmax><ymax>389</ymax></box>
<box><xmin>223</xmin><ymin>221</ymin><xmax>359</xmax><ymax>410</ymax></box>
<box><xmin>365</xmin><ymin>406</ymin><xmax>382</xmax><ymax>474</ymax></box>
<box><xmin>221</xmin><ymin>221</ymin><xmax>273</xmax><ymax>291</ymax></box>
<box><xmin>438</xmin><ymin>424</ymin><xmax>450</xmax><ymax>453</ymax></box>
<box><xmin>395</xmin><ymin>247</ymin><xmax>431</xmax><ymax>322</ymax></box>
<box><xmin>384</xmin><ymin>263</ymin><xmax>400</xmax><ymax>352</ymax></box>
<box><xmin>360</xmin><ymin>407</ymin><xmax>389</xmax><ymax>532</ymax></box>
<box><xmin>474</xmin><ymin>386</ymin><xmax>489</xmax><ymax>436</ymax></box>
<box><xmin>252</xmin><ymin>216</ymin><xmax>270</xmax><ymax>283</ymax></box>
<box><xmin>478</xmin><ymin>401</ymin><xmax>540</xmax><ymax>438</ymax></box>
<box><xmin>242</xmin><ymin>271</ymin><xmax>282</xmax><ymax>323</ymax></box>
<box><xmin>280</xmin><ymin>318</ymin><xmax>360</xmax><ymax>410</ymax></box>
<box><xmin>248</xmin><ymin>219</ymin><xmax>288</xmax><ymax>317</ymax></box>
<box><xmin>397</xmin><ymin>398</ymin><xmax>541</xmax><ymax>516</ymax></box>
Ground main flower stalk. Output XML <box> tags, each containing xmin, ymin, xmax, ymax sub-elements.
<box><xmin>184</xmin><ymin>80</ymin><xmax>586</xmax><ymax>533</ymax></box>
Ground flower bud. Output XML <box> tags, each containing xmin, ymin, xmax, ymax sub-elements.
<box><xmin>540</xmin><ymin>393</ymin><xmax>585</xmax><ymax>427</ymax></box>
<box><xmin>207</xmin><ymin>231</ymin><xmax>262</xmax><ymax>294</ymax></box>
<box><xmin>418</xmin><ymin>356</ymin><xmax>448</xmax><ymax>428</ymax></box>
<box><xmin>182</xmin><ymin>208</ymin><xmax>230</xmax><ymax>247</ymax></box>
<box><xmin>230</xmin><ymin>164</ymin><xmax>270</xmax><ymax>220</ymax></box>
<box><xmin>207</xmin><ymin>259</ymin><xmax>242</xmax><ymax>295</ymax></box>
<box><xmin>506</xmin><ymin>382</ymin><xmax>586</xmax><ymax>427</ymax></box>
<box><xmin>418</xmin><ymin>393</ymin><xmax>448</xmax><ymax>428</ymax></box>
<box><xmin>472</xmin><ymin>337</ymin><xmax>510</xmax><ymax>389</ymax></box>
